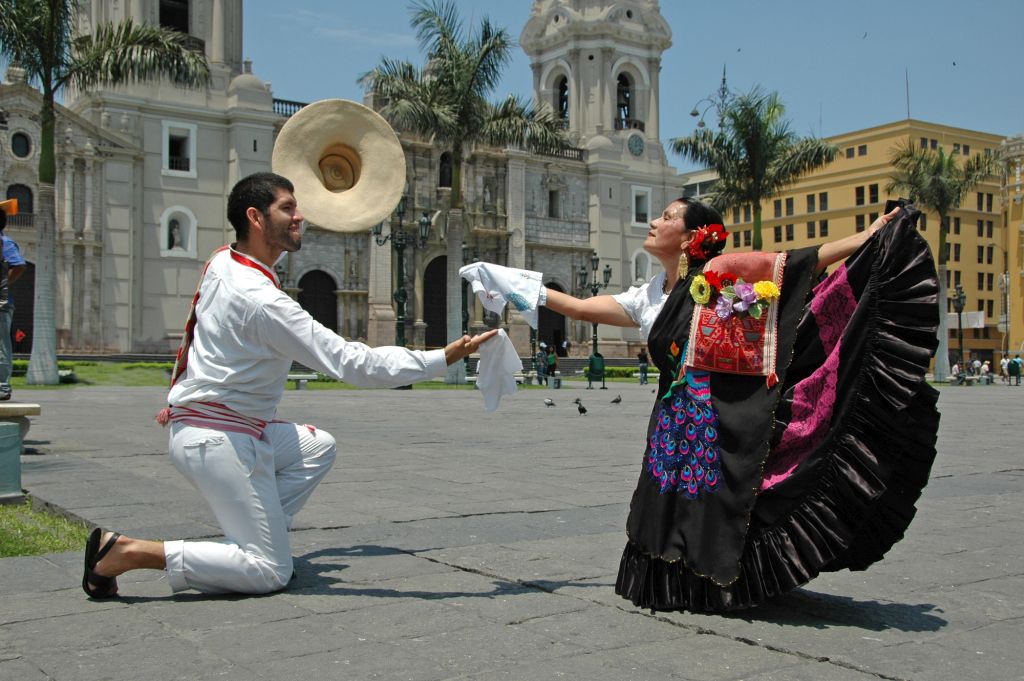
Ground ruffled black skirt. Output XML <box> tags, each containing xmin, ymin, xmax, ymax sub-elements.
<box><xmin>615</xmin><ymin>212</ymin><xmax>940</xmax><ymax>612</ymax></box>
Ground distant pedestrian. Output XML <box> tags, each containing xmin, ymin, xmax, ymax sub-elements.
<box><xmin>981</xmin><ymin>360</ymin><xmax>992</xmax><ymax>385</ymax></box>
<box><xmin>1000</xmin><ymin>356</ymin><xmax>1009</xmax><ymax>385</ymax></box>
<box><xmin>546</xmin><ymin>347</ymin><xmax>557</xmax><ymax>382</ymax></box>
<box><xmin>972</xmin><ymin>358</ymin><xmax>982</xmax><ymax>376</ymax></box>
<box><xmin>637</xmin><ymin>348</ymin><xmax>649</xmax><ymax>385</ymax></box>
<box><xmin>535</xmin><ymin>345</ymin><xmax>548</xmax><ymax>385</ymax></box>
<box><xmin>1010</xmin><ymin>355</ymin><xmax>1022</xmax><ymax>386</ymax></box>
<box><xmin>0</xmin><ymin>207</ymin><xmax>26</xmax><ymax>402</ymax></box>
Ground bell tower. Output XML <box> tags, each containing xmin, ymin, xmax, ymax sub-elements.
<box><xmin>76</xmin><ymin>0</ymin><xmax>243</xmax><ymax>81</ymax></box>
<box><xmin>521</xmin><ymin>0</ymin><xmax>672</xmax><ymax>145</ymax></box>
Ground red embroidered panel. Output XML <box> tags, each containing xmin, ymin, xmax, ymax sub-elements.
<box><xmin>692</xmin><ymin>310</ymin><xmax>768</xmax><ymax>374</ymax></box>
<box><xmin>685</xmin><ymin>251</ymin><xmax>786</xmax><ymax>380</ymax></box>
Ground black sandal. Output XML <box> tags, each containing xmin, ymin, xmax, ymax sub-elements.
<box><xmin>82</xmin><ymin>528</ymin><xmax>121</xmax><ymax>599</ymax></box>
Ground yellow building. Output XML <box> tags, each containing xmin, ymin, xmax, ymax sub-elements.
<box><xmin>685</xmin><ymin>119</ymin><xmax>1015</xmax><ymax>369</ymax></box>
<box><xmin>999</xmin><ymin>135</ymin><xmax>1024</xmax><ymax>364</ymax></box>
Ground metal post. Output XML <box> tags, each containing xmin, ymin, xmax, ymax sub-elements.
<box><xmin>392</xmin><ymin>223</ymin><xmax>407</xmax><ymax>348</ymax></box>
<box><xmin>953</xmin><ymin>284</ymin><xmax>966</xmax><ymax>369</ymax></box>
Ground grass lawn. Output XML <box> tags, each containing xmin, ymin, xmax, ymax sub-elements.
<box><xmin>0</xmin><ymin>500</ymin><xmax>89</xmax><ymax>558</ymax></box>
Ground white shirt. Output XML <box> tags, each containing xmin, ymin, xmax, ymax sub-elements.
<box><xmin>612</xmin><ymin>272</ymin><xmax>669</xmax><ymax>340</ymax></box>
<box><xmin>168</xmin><ymin>247</ymin><xmax>447</xmax><ymax>421</ymax></box>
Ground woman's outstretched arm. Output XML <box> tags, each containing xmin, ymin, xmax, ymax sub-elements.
<box><xmin>816</xmin><ymin>206</ymin><xmax>900</xmax><ymax>271</ymax></box>
<box><xmin>543</xmin><ymin>288</ymin><xmax>639</xmax><ymax>328</ymax></box>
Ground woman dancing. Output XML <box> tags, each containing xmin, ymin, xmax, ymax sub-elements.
<box><xmin>471</xmin><ymin>195</ymin><xmax>939</xmax><ymax>611</ymax></box>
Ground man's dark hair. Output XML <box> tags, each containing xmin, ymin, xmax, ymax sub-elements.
<box><xmin>0</xmin><ymin>210</ymin><xmax>7</xmax><ymax>232</ymax></box>
<box><xmin>678</xmin><ymin>197</ymin><xmax>726</xmax><ymax>257</ymax></box>
<box><xmin>227</xmin><ymin>172</ymin><xmax>294</xmax><ymax>239</ymax></box>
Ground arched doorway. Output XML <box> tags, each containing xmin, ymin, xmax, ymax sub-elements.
<box><xmin>539</xmin><ymin>281</ymin><xmax>568</xmax><ymax>356</ymax></box>
<box><xmin>297</xmin><ymin>270</ymin><xmax>337</xmax><ymax>332</ymax></box>
<box><xmin>10</xmin><ymin>262</ymin><xmax>35</xmax><ymax>354</ymax></box>
<box><xmin>423</xmin><ymin>256</ymin><xmax>447</xmax><ymax>349</ymax></box>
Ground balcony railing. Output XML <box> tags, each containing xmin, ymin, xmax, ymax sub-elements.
<box><xmin>614</xmin><ymin>117</ymin><xmax>645</xmax><ymax>132</ymax></box>
<box><xmin>180</xmin><ymin>35</ymin><xmax>206</xmax><ymax>55</ymax></box>
<box><xmin>535</xmin><ymin>145</ymin><xmax>585</xmax><ymax>162</ymax></box>
<box><xmin>167</xmin><ymin>157</ymin><xmax>190</xmax><ymax>172</ymax></box>
<box><xmin>6</xmin><ymin>214</ymin><xmax>32</xmax><ymax>229</ymax></box>
<box><xmin>273</xmin><ymin>98</ymin><xmax>309</xmax><ymax>118</ymax></box>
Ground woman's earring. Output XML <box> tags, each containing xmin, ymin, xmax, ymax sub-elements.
<box><xmin>677</xmin><ymin>252</ymin><xmax>689</xmax><ymax>279</ymax></box>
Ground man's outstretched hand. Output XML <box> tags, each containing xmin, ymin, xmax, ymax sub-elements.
<box><xmin>444</xmin><ymin>329</ymin><xmax>500</xmax><ymax>366</ymax></box>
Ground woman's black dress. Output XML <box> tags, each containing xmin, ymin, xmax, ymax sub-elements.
<box><xmin>615</xmin><ymin>206</ymin><xmax>940</xmax><ymax>612</ymax></box>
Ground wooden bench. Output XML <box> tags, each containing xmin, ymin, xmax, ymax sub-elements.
<box><xmin>287</xmin><ymin>373</ymin><xmax>318</xmax><ymax>390</ymax></box>
<box><xmin>466</xmin><ymin>374</ymin><xmax>528</xmax><ymax>385</ymax></box>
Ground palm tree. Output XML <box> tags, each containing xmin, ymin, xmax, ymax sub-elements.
<box><xmin>887</xmin><ymin>141</ymin><xmax>995</xmax><ymax>382</ymax></box>
<box><xmin>672</xmin><ymin>87</ymin><xmax>838</xmax><ymax>251</ymax></box>
<box><xmin>0</xmin><ymin>1</ymin><xmax>208</xmax><ymax>384</ymax></box>
<box><xmin>359</xmin><ymin>0</ymin><xmax>567</xmax><ymax>209</ymax></box>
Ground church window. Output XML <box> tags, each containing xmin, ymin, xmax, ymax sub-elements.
<box><xmin>160</xmin><ymin>0</ymin><xmax>189</xmax><ymax>33</ymax></box>
<box><xmin>616</xmin><ymin>74</ymin><xmax>633</xmax><ymax>126</ymax></box>
<box><xmin>438</xmin><ymin>152</ymin><xmax>452</xmax><ymax>188</ymax></box>
<box><xmin>162</xmin><ymin>121</ymin><xmax>197</xmax><ymax>178</ymax></box>
<box><xmin>556</xmin><ymin>76</ymin><xmax>569</xmax><ymax>125</ymax></box>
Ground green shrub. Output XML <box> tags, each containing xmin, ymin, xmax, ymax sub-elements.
<box><xmin>583</xmin><ymin>366</ymin><xmax>660</xmax><ymax>379</ymax></box>
<box><xmin>124</xmin><ymin>362</ymin><xmax>175</xmax><ymax>371</ymax></box>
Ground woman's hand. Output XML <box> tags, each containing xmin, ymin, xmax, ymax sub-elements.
<box><xmin>868</xmin><ymin>206</ymin><xmax>900</xmax><ymax>235</ymax></box>
<box><xmin>444</xmin><ymin>329</ymin><xmax>500</xmax><ymax>365</ymax></box>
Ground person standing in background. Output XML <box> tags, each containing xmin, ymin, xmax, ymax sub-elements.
<box><xmin>637</xmin><ymin>348</ymin><xmax>649</xmax><ymax>385</ymax></box>
<box><xmin>0</xmin><ymin>206</ymin><xmax>26</xmax><ymax>402</ymax></box>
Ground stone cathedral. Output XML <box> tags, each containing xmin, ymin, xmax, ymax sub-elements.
<box><xmin>0</xmin><ymin>0</ymin><xmax>687</xmax><ymax>364</ymax></box>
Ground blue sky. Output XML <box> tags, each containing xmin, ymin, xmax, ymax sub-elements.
<box><xmin>244</xmin><ymin>0</ymin><xmax>1022</xmax><ymax>168</ymax></box>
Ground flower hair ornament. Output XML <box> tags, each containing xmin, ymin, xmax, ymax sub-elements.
<box><xmin>686</xmin><ymin>223</ymin><xmax>728</xmax><ymax>261</ymax></box>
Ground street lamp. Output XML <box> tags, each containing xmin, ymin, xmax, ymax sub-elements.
<box><xmin>577</xmin><ymin>252</ymin><xmax>613</xmax><ymax>354</ymax></box>
<box><xmin>371</xmin><ymin>196</ymin><xmax>431</xmax><ymax>347</ymax></box>
<box><xmin>952</xmin><ymin>284</ymin><xmax>967</xmax><ymax>370</ymax></box>
<box><xmin>689</xmin><ymin>65</ymin><xmax>732</xmax><ymax>129</ymax></box>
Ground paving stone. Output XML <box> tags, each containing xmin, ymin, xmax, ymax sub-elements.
<box><xmin>2</xmin><ymin>384</ymin><xmax>1021</xmax><ymax>680</ymax></box>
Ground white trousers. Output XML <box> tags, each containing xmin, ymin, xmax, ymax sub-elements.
<box><xmin>164</xmin><ymin>420</ymin><xmax>336</xmax><ymax>594</ymax></box>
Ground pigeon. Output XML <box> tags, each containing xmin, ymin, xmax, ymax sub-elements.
<box><xmin>651</xmin><ymin>388</ymin><xmax>656</xmax><ymax>393</ymax></box>
<box><xmin>610</xmin><ymin>394</ymin><xmax>622</xmax><ymax>404</ymax></box>
<box><xmin>543</xmin><ymin>398</ymin><xmax>556</xmax><ymax>407</ymax></box>
<box><xmin>577</xmin><ymin>402</ymin><xmax>587</xmax><ymax>415</ymax></box>
<box><xmin>572</xmin><ymin>397</ymin><xmax>582</xmax><ymax>405</ymax></box>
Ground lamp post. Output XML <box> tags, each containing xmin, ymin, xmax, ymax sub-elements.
<box><xmin>577</xmin><ymin>252</ymin><xmax>613</xmax><ymax>354</ymax></box>
<box><xmin>952</xmin><ymin>284</ymin><xmax>967</xmax><ymax>370</ymax></box>
<box><xmin>689</xmin><ymin>65</ymin><xmax>732</xmax><ymax>129</ymax></box>
<box><xmin>371</xmin><ymin>196</ymin><xmax>431</xmax><ymax>347</ymax></box>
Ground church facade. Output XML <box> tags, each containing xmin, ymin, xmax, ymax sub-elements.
<box><xmin>0</xmin><ymin>0</ymin><xmax>685</xmax><ymax>361</ymax></box>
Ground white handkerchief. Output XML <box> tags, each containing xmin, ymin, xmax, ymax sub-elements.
<box><xmin>459</xmin><ymin>262</ymin><xmax>543</xmax><ymax>329</ymax></box>
<box><xmin>475</xmin><ymin>329</ymin><xmax>523</xmax><ymax>412</ymax></box>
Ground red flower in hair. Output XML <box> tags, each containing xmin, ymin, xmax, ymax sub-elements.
<box><xmin>687</xmin><ymin>224</ymin><xmax>728</xmax><ymax>260</ymax></box>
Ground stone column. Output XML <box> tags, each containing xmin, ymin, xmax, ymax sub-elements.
<box><xmin>600</xmin><ymin>48</ymin><xmax>615</xmax><ymax>131</ymax></box>
<box><xmin>334</xmin><ymin>290</ymin><xmax>345</xmax><ymax>335</ymax></box>
<box><xmin>82</xmin><ymin>150</ymin><xmax>96</xmax><ymax>348</ymax></box>
<box><xmin>647</xmin><ymin>58</ymin><xmax>660</xmax><ymax>142</ymax></box>
<box><xmin>503</xmin><ymin>151</ymin><xmax>531</xmax><ymax>354</ymax></box>
<box><xmin>367</xmin><ymin>232</ymin><xmax>396</xmax><ymax>347</ymax></box>
<box><xmin>58</xmin><ymin>153</ymin><xmax>75</xmax><ymax>346</ymax></box>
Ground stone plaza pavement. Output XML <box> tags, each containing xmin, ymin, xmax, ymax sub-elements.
<box><xmin>1</xmin><ymin>381</ymin><xmax>1021</xmax><ymax>681</ymax></box>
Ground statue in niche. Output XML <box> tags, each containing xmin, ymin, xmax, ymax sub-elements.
<box><xmin>168</xmin><ymin>219</ymin><xmax>184</xmax><ymax>250</ymax></box>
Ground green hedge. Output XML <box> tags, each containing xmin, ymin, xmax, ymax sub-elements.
<box><xmin>583</xmin><ymin>366</ymin><xmax>660</xmax><ymax>379</ymax></box>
